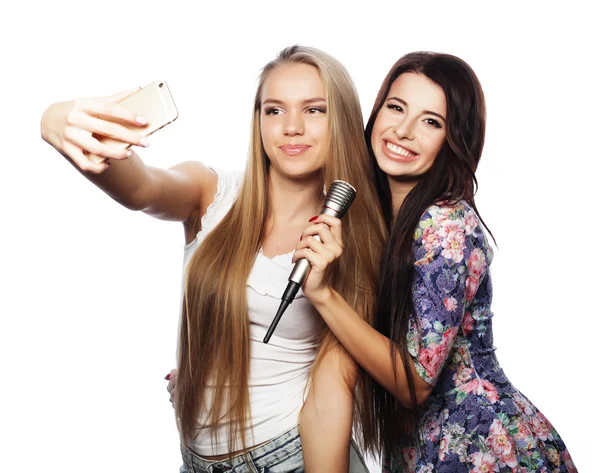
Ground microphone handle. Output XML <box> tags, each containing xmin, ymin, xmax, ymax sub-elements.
<box><xmin>288</xmin><ymin>206</ymin><xmax>341</xmax><ymax>286</ymax></box>
<box><xmin>262</xmin><ymin>205</ymin><xmax>342</xmax><ymax>344</ymax></box>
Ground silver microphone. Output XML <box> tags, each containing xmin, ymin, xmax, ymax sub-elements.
<box><xmin>263</xmin><ymin>180</ymin><xmax>356</xmax><ymax>343</ymax></box>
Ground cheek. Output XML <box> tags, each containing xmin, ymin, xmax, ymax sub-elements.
<box><xmin>370</xmin><ymin>121</ymin><xmax>384</xmax><ymax>151</ymax></box>
<box><xmin>314</xmin><ymin>120</ymin><xmax>329</xmax><ymax>140</ymax></box>
<box><xmin>309</xmin><ymin>121</ymin><xmax>330</xmax><ymax>151</ymax></box>
<box><xmin>260</xmin><ymin>123</ymin><xmax>275</xmax><ymax>148</ymax></box>
<box><xmin>371</xmin><ymin>115</ymin><xmax>385</xmax><ymax>139</ymax></box>
<box><xmin>432</xmin><ymin>135</ymin><xmax>446</xmax><ymax>157</ymax></box>
<box><xmin>420</xmin><ymin>133</ymin><xmax>445</xmax><ymax>158</ymax></box>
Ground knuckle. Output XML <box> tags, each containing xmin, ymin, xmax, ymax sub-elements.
<box><xmin>102</xmin><ymin>122</ymin><xmax>119</xmax><ymax>138</ymax></box>
<box><xmin>63</xmin><ymin>126</ymin><xmax>75</xmax><ymax>141</ymax></box>
<box><xmin>91</xmin><ymin>143</ymin><xmax>105</xmax><ymax>156</ymax></box>
<box><xmin>73</xmin><ymin>98</ymin><xmax>85</xmax><ymax>109</ymax></box>
<box><xmin>99</xmin><ymin>101</ymin><xmax>113</xmax><ymax>116</ymax></box>
<box><xmin>66</xmin><ymin>109</ymin><xmax>79</xmax><ymax>126</ymax></box>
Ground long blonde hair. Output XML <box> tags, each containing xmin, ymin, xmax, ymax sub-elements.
<box><xmin>176</xmin><ymin>45</ymin><xmax>387</xmax><ymax>452</ymax></box>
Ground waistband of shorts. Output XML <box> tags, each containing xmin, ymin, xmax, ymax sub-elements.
<box><xmin>180</xmin><ymin>425</ymin><xmax>301</xmax><ymax>473</ymax></box>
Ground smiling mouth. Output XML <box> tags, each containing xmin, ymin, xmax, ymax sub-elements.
<box><xmin>280</xmin><ymin>145</ymin><xmax>310</xmax><ymax>156</ymax></box>
<box><xmin>385</xmin><ymin>140</ymin><xmax>417</xmax><ymax>158</ymax></box>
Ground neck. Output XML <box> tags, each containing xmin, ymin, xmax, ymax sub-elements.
<box><xmin>267</xmin><ymin>168</ymin><xmax>323</xmax><ymax>226</ymax></box>
<box><xmin>388</xmin><ymin>175</ymin><xmax>418</xmax><ymax>220</ymax></box>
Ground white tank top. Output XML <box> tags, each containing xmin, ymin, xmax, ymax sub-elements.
<box><xmin>181</xmin><ymin>168</ymin><xmax>325</xmax><ymax>455</ymax></box>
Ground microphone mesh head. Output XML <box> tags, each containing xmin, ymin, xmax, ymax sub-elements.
<box><xmin>323</xmin><ymin>180</ymin><xmax>356</xmax><ymax>217</ymax></box>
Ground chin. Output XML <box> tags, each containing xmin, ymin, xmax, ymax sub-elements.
<box><xmin>377</xmin><ymin>155</ymin><xmax>429</xmax><ymax>179</ymax></box>
<box><xmin>376</xmin><ymin>157</ymin><xmax>408</xmax><ymax>177</ymax></box>
<box><xmin>274</xmin><ymin>163</ymin><xmax>322</xmax><ymax>181</ymax></box>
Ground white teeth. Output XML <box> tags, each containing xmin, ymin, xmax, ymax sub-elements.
<box><xmin>386</xmin><ymin>141</ymin><xmax>415</xmax><ymax>157</ymax></box>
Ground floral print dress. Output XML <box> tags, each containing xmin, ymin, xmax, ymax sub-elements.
<box><xmin>385</xmin><ymin>202</ymin><xmax>577</xmax><ymax>473</ymax></box>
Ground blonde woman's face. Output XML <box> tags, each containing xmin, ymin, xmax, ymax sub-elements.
<box><xmin>260</xmin><ymin>63</ymin><xmax>329</xmax><ymax>180</ymax></box>
<box><xmin>371</xmin><ymin>72</ymin><xmax>447</xmax><ymax>179</ymax></box>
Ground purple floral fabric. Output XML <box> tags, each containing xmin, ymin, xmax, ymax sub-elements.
<box><xmin>385</xmin><ymin>202</ymin><xmax>577</xmax><ymax>473</ymax></box>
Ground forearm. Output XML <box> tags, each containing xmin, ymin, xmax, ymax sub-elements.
<box><xmin>82</xmin><ymin>156</ymin><xmax>212</xmax><ymax>222</ymax></box>
<box><xmin>299</xmin><ymin>347</ymin><xmax>355</xmax><ymax>473</ymax></box>
<box><xmin>311</xmin><ymin>289</ymin><xmax>430</xmax><ymax>407</ymax></box>
<box><xmin>299</xmin><ymin>390</ymin><xmax>352</xmax><ymax>473</ymax></box>
<box><xmin>82</xmin><ymin>150</ymin><xmax>156</xmax><ymax>211</ymax></box>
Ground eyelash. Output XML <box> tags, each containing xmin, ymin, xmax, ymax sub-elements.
<box><xmin>425</xmin><ymin>118</ymin><xmax>442</xmax><ymax>129</ymax></box>
<box><xmin>264</xmin><ymin>106</ymin><xmax>326</xmax><ymax>115</ymax></box>
<box><xmin>386</xmin><ymin>104</ymin><xmax>442</xmax><ymax>129</ymax></box>
<box><xmin>387</xmin><ymin>104</ymin><xmax>404</xmax><ymax>113</ymax></box>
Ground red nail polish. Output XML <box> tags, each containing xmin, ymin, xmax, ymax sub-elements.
<box><xmin>165</xmin><ymin>374</ymin><xmax>171</xmax><ymax>381</ymax></box>
<box><xmin>309</xmin><ymin>216</ymin><xmax>318</xmax><ymax>222</ymax></box>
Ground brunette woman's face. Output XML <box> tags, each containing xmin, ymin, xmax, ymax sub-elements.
<box><xmin>260</xmin><ymin>63</ymin><xmax>329</xmax><ymax>180</ymax></box>
<box><xmin>371</xmin><ymin>72</ymin><xmax>447</xmax><ymax>179</ymax></box>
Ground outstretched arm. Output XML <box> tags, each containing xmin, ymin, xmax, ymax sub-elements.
<box><xmin>41</xmin><ymin>90</ymin><xmax>217</xmax><ymax>223</ymax></box>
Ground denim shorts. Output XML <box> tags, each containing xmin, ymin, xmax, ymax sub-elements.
<box><xmin>179</xmin><ymin>425</ymin><xmax>370</xmax><ymax>473</ymax></box>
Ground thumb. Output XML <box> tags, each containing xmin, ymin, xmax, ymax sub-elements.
<box><xmin>99</xmin><ymin>87</ymin><xmax>140</xmax><ymax>103</ymax></box>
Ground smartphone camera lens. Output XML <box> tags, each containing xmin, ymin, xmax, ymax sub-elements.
<box><xmin>159</xmin><ymin>82</ymin><xmax>164</xmax><ymax>88</ymax></box>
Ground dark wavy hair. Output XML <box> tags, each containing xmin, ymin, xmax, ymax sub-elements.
<box><xmin>362</xmin><ymin>52</ymin><xmax>492</xmax><ymax>458</ymax></box>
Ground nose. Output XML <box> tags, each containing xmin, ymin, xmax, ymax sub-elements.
<box><xmin>283</xmin><ymin>110</ymin><xmax>304</xmax><ymax>136</ymax></box>
<box><xmin>393</xmin><ymin>115</ymin><xmax>416</xmax><ymax>141</ymax></box>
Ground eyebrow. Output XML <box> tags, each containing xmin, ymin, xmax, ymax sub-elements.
<box><xmin>387</xmin><ymin>96</ymin><xmax>446</xmax><ymax>123</ymax></box>
<box><xmin>262</xmin><ymin>97</ymin><xmax>327</xmax><ymax>106</ymax></box>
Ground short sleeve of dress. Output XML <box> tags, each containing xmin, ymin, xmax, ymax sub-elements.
<box><xmin>407</xmin><ymin>202</ymin><xmax>489</xmax><ymax>386</ymax></box>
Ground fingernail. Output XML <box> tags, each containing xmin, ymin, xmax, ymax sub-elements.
<box><xmin>126</xmin><ymin>150</ymin><xmax>133</xmax><ymax>158</ymax></box>
<box><xmin>136</xmin><ymin>115</ymin><xmax>147</xmax><ymax>125</ymax></box>
<box><xmin>309</xmin><ymin>216</ymin><xmax>318</xmax><ymax>222</ymax></box>
<box><xmin>140</xmin><ymin>137</ymin><xmax>151</xmax><ymax>147</ymax></box>
<box><xmin>165</xmin><ymin>373</ymin><xmax>171</xmax><ymax>380</ymax></box>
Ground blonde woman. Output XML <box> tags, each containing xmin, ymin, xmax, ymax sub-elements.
<box><xmin>40</xmin><ymin>46</ymin><xmax>386</xmax><ymax>473</ymax></box>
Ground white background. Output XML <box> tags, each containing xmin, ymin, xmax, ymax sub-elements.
<box><xmin>1</xmin><ymin>1</ymin><xmax>598</xmax><ymax>472</ymax></box>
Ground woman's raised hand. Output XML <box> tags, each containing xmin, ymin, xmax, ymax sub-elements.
<box><xmin>292</xmin><ymin>214</ymin><xmax>343</xmax><ymax>303</ymax></box>
<box><xmin>41</xmin><ymin>88</ymin><xmax>149</xmax><ymax>174</ymax></box>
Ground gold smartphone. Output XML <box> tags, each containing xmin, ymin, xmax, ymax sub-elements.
<box><xmin>90</xmin><ymin>80</ymin><xmax>178</xmax><ymax>163</ymax></box>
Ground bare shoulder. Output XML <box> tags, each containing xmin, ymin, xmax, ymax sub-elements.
<box><xmin>137</xmin><ymin>160</ymin><xmax>219</xmax><ymax>225</ymax></box>
<box><xmin>167</xmin><ymin>161</ymin><xmax>219</xmax><ymax>242</ymax></box>
<box><xmin>168</xmin><ymin>161</ymin><xmax>219</xmax><ymax>212</ymax></box>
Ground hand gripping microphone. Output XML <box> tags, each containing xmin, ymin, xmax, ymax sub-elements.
<box><xmin>263</xmin><ymin>180</ymin><xmax>356</xmax><ymax>344</ymax></box>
